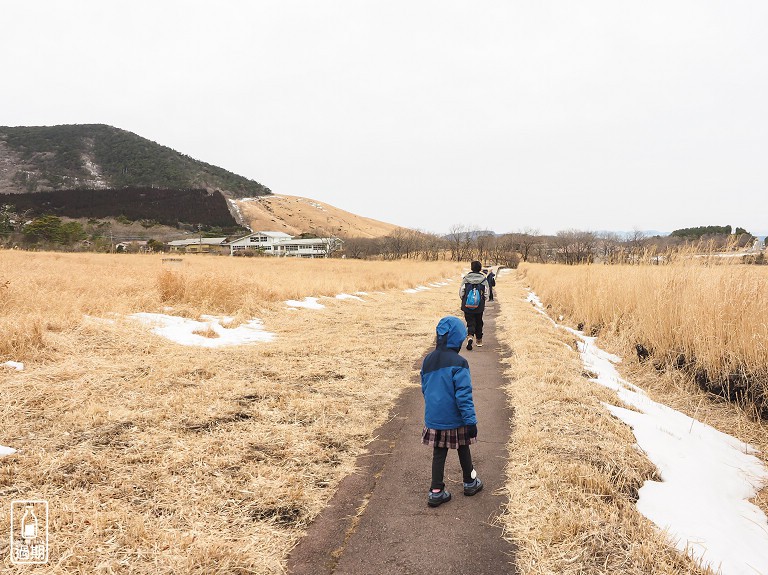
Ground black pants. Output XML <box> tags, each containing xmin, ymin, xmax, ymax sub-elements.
<box><xmin>431</xmin><ymin>445</ymin><xmax>474</xmax><ymax>491</ymax></box>
<box><xmin>464</xmin><ymin>311</ymin><xmax>484</xmax><ymax>340</ymax></box>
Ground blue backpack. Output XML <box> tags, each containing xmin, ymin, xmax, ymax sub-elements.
<box><xmin>464</xmin><ymin>283</ymin><xmax>482</xmax><ymax>310</ymax></box>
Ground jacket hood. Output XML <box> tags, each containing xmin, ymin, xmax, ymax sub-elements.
<box><xmin>463</xmin><ymin>271</ymin><xmax>487</xmax><ymax>284</ymax></box>
<box><xmin>436</xmin><ymin>316</ymin><xmax>467</xmax><ymax>349</ymax></box>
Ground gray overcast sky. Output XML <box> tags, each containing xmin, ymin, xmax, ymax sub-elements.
<box><xmin>2</xmin><ymin>1</ymin><xmax>767</xmax><ymax>235</ymax></box>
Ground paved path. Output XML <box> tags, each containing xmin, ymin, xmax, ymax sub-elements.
<box><xmin>287</xmin><ymin>303</ymin><xmax>517</xmax><ymax>575</ymax></box>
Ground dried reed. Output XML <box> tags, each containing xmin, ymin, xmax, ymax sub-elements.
<box><xmin>494</xmin><ymin>275</ymin><xmax>716</xmax><ymax>574</ymax></box>
<box><xmin>518</xmin><ymin>261</ymin><xmax>768</xmax><ymax>416</ymax></box>
<box><xmin>0</xmin><ymin>250</ymin><xmax>463</xmax><ymax>573</ymax></box>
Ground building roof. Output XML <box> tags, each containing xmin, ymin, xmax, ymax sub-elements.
<box><xmin>229</xmin><ymin>231</ymin><xmax>295</xmax><ymax>244</ymax></box>
<box><xmin>280</xmin><ymin>238</ymin><xmax>334</xmax><ymax>245</ymax></box>
<box><xmin>168</xmin><ymin>237</ymin><xmax>228</xmax><ymax>246</ymax></box>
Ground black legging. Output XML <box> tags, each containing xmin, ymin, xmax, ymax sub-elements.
<box><xmin>431</xmin><ymin>445</ymin><xmax>474</xmax><ymax>491</ymax></box>
<box><xmin>464</xmin><ymin>311</ymin><xmax>484</xmax><ymax>340</ymax></box>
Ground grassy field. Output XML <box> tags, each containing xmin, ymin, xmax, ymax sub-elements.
<box><xmin>517</xmin><ymin>261</ymin><xmax>768</xmax><ymax>417</ymax></box>
<box><xmin>0</xmin><ymin>251</ymin><xmax>463</xmax><ymax>573</ymax></box>
<box><xmin>2</xmin><ymin>252</ymin><xmax>766</xmax><ymax>574</ymax></box>
<box><xmin>498</xmin><ymin>267</ymin><xmax>768</xmax><ymax>574</ymax></box>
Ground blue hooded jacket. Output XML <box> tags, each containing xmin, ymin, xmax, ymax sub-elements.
<box><xmin>420</xmin><ymin>316</ymin><xmax>477</xmax><ymax>430</ymax></box>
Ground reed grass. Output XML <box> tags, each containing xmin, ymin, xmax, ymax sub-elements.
<box><xmin>0</xmin><ymin>250</ymin><xmax>463</xmax><ymax>573</ymax></box>
<box><xmin>0</xmin><ymin>251</ymin><xmax>461</xmax><ymax>359</ymax></box>
<box><xmin>494</xmin><ymin>275</ymin><xmax>716</xmax><ymax>574</ymax></box>
<box><xmin>517</xmin><ymin>261</ymin><xmax>768</xmax><ymax>416</ymax></box>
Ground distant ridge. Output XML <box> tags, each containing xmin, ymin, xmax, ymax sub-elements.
<box><xmin>0</xmin><ymin>124</ymin><xmax>270</xmax><ymax>198</ymax></box>
<box><xmin>0</xmin><ymin>125</ymin><xmax>406</xmax><ymax>238</ymax></box>
<box><xmin>233</xmin><ymin>195</ymin><xmax>402</xmax><ymax>239</ymax></box>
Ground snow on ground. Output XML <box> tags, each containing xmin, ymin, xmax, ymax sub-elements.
<box><xmin>403</xmin><ymin>285</ymin><xmax>431</xmax><ymax>293</ymax></box>
<box><xmin>286</xmin><ymin>297</ymin><xmax>325</xmax><ymax>309</ymax></box>
<box><xmin>401</xmin><ymin>278</ymin><xmax>456</xmax><ymax>294</ymax></box>
<box><xmin>3</xmin><ymin>279</ymin><xmax>456</xmax><ymax>455</ymax></box>
<box><xmin>129</xmin><ymin>313</ymin><xmax>274</xmax><ymax>347</ymax></box>
<box><xmin>335</xmin><ymin>293</ymin><xmax>364</xmax><ymax>301</ymax></box>
<box><xmin>527</xmin><ymin>291</ymin><xmax>768</xmax><ymax>575</ymax></box>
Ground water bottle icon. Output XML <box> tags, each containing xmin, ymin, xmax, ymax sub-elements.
<box><xmin>21</xmin><ymin>504</ymin><xmax>38</xmax><ymax>542</ymax></box>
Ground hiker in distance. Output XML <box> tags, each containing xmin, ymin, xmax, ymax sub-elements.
<box><xmin>459</xmin><ymin>260</ymin><xmax>490</xmax><ymax>350</ymax></box>
<box><xmin>421</xmin><ymin>316</ymin><xmax>483</xmax><ymax>507</ymax></box>
<box><xmin>483</xmin><ymin>267</ymin><xmax>496</xmax><ymax>301</ymax></box>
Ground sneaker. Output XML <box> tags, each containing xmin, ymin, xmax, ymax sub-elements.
<box><xmin>427</xmin><ymin>489</ymin><xmax>452</xmax><ymax>507</ymax></box>
<box><xmin>476</xmin><ymin>339</ymin><xmax>483</xmax><ymax>347</ymax></box>
<box><xmin>466</xmin><ymin>337</ymin><xmax>473</xmax><ymax>351</ymax></box>
<box><xmin>463</xmin><ymin>478</ymin><xmax>484</xmax><ymax>496</ymax></box>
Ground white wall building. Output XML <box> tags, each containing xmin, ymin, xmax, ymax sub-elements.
<box><xmin>228</xmin><ymin>231</ymin><xmax>341</xmax><ymax>258</ymax></box>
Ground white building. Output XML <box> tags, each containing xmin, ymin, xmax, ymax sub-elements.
<box><xmin>228</xmin><ymin>231</ymin><xmax>341</xmax><ymax>258</ymax></box>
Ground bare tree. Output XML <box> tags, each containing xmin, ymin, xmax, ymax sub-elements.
<box><xmin>446</xmin><ymin>224</ymin><xmax>468</xmax><ymax>261</ymax></box>
<box><xmin>475</xmin><ymin>232</ymin><xmax>495</xmax><ymax>264</ymax></box>
<box><xmin>495</xmin><ymin>234</ymin><xmax>521</xmax><ymax>267</ymax></box>
<box><xmin>508</xmin><ymin>228</ymin><xmax>540</xmax><ymax>262</ymax></box>
<box><xmin>624</xmin><ymin>229</ymin><xmax>648</xmax><ymax>264</ymax></box>
<box><xmin>596</xmin><ymin>232</ymin><xmax>621</xmax><ymax>264</ymax></box>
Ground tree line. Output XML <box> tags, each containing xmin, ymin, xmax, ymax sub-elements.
<box><xmin>338</xmin><ymin>225</ymin><xmax>764</xmax><ymax>265</ymax></box>
<box><xmin>2</xmin><ymin>209</ymin><xmax>763</xmax><ymax>264</ymax></box>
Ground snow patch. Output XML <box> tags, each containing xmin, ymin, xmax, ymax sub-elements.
<box><xmin>285</xmin><ymin>297</ymin><xmax>325</xmax><ymax>310</ymax></box>
<box><xmin>129</xmin><ymin>313</ymin><xmax>274</xmax><ymax>347</ymax></box>
<box><xmin>404</xmin><ymin>285</ymin><xmax>431</xmax><ymax>293</ymax></box>
<box><xmin>527</xmin><ymin>290</ymin><xmax>768</xmax><ymax>575</ymax></box>
<box><xmin>335</xmin><ymin>293</ymin><xmax>364</xmax><ymax>301</ymax></box>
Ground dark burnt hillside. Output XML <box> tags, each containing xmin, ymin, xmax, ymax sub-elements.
<box><xmin>6</xmin><ymin>187</ymin><xmax>237</xmax><ymax>228</ymax></box>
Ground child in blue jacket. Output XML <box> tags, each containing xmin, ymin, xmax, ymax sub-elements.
<box><xmin>420</xmin><ymin>316</ymin><xmax>483</xmax><ymax>507</ymax></box>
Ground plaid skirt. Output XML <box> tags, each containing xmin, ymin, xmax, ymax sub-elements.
<box><xmin>421</xmin><ymin>425</ymin><xmax>477</xmax><ymax>449</ymax></box>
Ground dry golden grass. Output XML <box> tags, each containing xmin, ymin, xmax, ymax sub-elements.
<box><xmin>0</xmin><ymin>250</ymin><xmax>463</xmax><ymax>574</ymax></box>
<box><xmin>0</xmin><ymin>251</ymin><xmax>460</xmax><ymax>359</ymax></box>
<box><xmin>518</xmin><ymin>261</ymin><xmax>768</xmax><ymax>416</ymax></box>
<box><xmin>234</xmin><ymin>194</ymin><xmax>401</xmax><ymax>239</ymax></box>
<box><xmin>494</xmin><ymin>274</ymin><xmax>715</xmax><ymax>574</ymax></box>
<box><xmin>7</xmin><ymin>251</ymin><xmax>762</xmax><ymax>574</ymax></box>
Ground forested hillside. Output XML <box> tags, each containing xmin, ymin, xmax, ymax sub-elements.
<box><xmin>670</xmin><ymin>225</ymin><xmax>752</xmax><ymax>239</ymax></box>
<box><xmin>0</xmin><ymin>124</ymin><xmax>270</xmax><ymax>198</ymax></box>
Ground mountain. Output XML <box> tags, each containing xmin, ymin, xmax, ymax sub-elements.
<box><xmin>0</xmin><ymin>124</ymin><xmax>270</xmax><ymax>198</ymax></box>
<box><xmin>0</xmin><ymin>125</ymin><xmax>403</xmax><ymax>238</ymax></box>
<box><xmin>232</xmin><ymin>195</ymin><xmax>401</xmax><ymax>238</ymax></box>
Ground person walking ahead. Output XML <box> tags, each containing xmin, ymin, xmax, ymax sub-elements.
<box><xmin>459</xmin><ymin>260</ymin><xmax>489</xmax><ymax>350</ymax></box>
<box><xmin>483</xmin><ymin>268</ymin><xmax>496</xmax><ymax>301</ymax></box>
<box><xmin>421</xmin><ymin>316</ymin><xmax>483</xmax><ymax>507</ymax></box>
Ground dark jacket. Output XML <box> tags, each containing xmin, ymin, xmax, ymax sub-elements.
<box><xmin>420</xmin><ymin>316</ymin><xmax>478</xmax><ymax>430</ymax></box>
<box><xmin>486</xmin><ymin>271</ymin><xmax>496</xmax><ymax>298</ymax></box>
<box><xmin>459</xmin><ymin>271</ymin><xmax>489</xmax><ymax>314</ymax></box>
